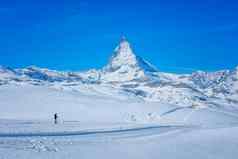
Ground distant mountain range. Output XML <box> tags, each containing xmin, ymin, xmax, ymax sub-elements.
<box><xmin>1</xmin><ymin>38</ymin><xmax>238</xmax><ymax>107</ymax></box>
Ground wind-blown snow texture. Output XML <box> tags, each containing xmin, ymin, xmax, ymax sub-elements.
<box><xmin>1</xmin><ymin>38</ymin><xmax>238</xmax><ymax>159</ymax></box>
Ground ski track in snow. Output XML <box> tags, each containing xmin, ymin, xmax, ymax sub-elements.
<box><xmin>0</xmin><ymin>124</ymin><xmax>191</xmax><ymax>153</ymax></box>
<box><xmin>0</xmin><ymin>125</ymin><xmax>188</xmax><ymax>138</ymax></box>
<box><xmin>1</xmin><ymin>123</ymin><xmax>238</xmax><ymax>158</ymax></box>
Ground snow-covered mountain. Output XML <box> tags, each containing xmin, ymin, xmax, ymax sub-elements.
<box><xmin>101</xmin><ymin>37</ymin><xmax>158</xmax><ymax>82</ymax></box>
<box><xmin>0</xmin><ymin>38</ymin><xmax>238</xmax><ymax>107</ymax></box>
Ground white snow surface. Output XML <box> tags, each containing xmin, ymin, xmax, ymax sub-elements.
<box><xmin>1</xmin><ymin>38</ymin><xmax>238</xmax><ymax>158</ymax></box>
<box><xmin>1</xmin><ymin>83</ymin><xmax>238</xmax><ymax>158</ymax></box>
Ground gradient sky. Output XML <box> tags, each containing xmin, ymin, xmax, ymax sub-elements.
<box><xmin>0</xmin><ymin>0</ymin><xmax>238</xmax><ymax>73</ymax></box>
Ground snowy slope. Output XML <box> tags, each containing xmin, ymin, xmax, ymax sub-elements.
<box><xmin>1</xmin><ymin>82</ymin><xmax>238</xmax><ymax>159</ymax></box>
<box><xmin>1</xmin><ymin>38</ymin><xmax>238</xmax><ymax>159</ymax></box>
<box><xmin>1</xmin><ymin>120</ymin><xmax>238</xmax><ymax>159</ymax></box>
<box><xmin>1</xmin><ymin>84</ymin><xmax>238</xmax><ymax>126</ymax></box>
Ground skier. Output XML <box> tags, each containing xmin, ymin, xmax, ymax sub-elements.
<box><xmin>54</xmin><ymin>113</ymin><xmax>58</xmax><ymax>124</ymax></box>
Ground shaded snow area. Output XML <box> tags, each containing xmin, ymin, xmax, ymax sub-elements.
<box><xmin>1</xmin><ymin>85</ymin><xmax>238</xmax><ymax>159</ymax></box>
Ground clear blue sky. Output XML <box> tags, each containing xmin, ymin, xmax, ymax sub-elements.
<box><xmin>0</xmin><ymin>0</ymin><xmax>238</xmax><ymax>73</ymax></box>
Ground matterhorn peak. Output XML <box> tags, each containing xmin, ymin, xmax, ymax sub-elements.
<box><xmin>109</xmin><ymin>37</ymin><xmax>138</xmax><ymax>69</ymax></box>
<box><xmin>116</xmin><ymin>36</ymin><xmax>133</xmax><ymax>55</ymax></box>
<box><xmin>104</xmin><ymin>37</ymin><xmax>157</xmax><ymax>72</ymax></box>
<box><xmin>101</xmin><ymin>37</ymin><xmax>158</xmax><ymax>82</ymax></box>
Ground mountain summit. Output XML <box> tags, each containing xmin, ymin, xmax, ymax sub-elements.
<box><xmin>102</xmin><ymin>37</ymin><xmax>158</xmax><ymax>82</ymax></box>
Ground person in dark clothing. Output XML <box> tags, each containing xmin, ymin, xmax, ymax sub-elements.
<box><xmin>54</xmin><ymin>113</ymin><xmax>58</xmax><ymax>124</ymax></box>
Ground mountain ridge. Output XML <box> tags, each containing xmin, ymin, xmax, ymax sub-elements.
<box><xmin>0</xmin><ymin>38</ymin><xmax>237</xmax><ymax>107</ymax></box>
